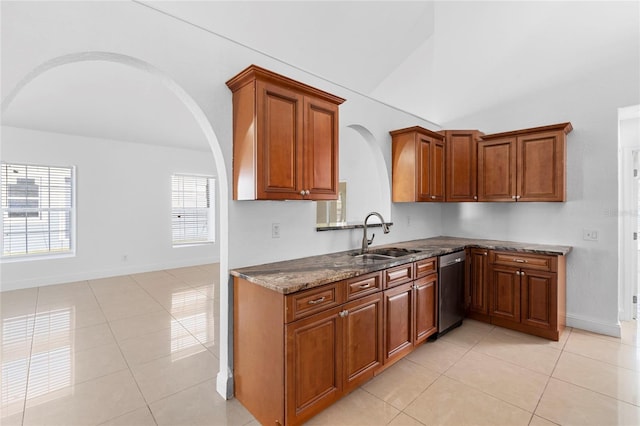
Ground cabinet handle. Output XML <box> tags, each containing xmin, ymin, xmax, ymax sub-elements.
<box><xmin>307</xmin><ymin>296</ymin><xmax>326</xmax><ymax>305</ymax></box>
<box><xmin>338</xmin><ymin>310</ymin><xmax>348</xmax><ymax>318</ymax></box>
<box><xmin>513</xmin><ymin>258</ymin><xmax>526</xmax><ymax>263</ymax></box>
<box><xmin>359</xmin><ymin>283</ymin><xmax>371</xmax><ymax>289</ymax></box>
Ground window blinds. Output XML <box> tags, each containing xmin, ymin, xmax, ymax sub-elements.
<box><xmin>172</xmin><ymin>175</ymin><xmax>214</xmax><ymax>245</ymax></box>
<box><xmin>1</xmin><ymin>163</ymin><xmax>74</xmax><ymax>257</ymax></box>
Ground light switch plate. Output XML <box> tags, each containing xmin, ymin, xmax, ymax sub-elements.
<box><xmin>272</xmin><ymin>223</ymin><xmax>281</xmax><ymax>238</ymax></box>
<box><xmin>583</xmin><ymin>229</ymin><xmax>599</xmax><ymax>241</ymax></box>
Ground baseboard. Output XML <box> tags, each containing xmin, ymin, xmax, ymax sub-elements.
<box><xmin>566</xmin><ymin>313</ymin><xmax>621</xmax><ymax>338</ymax></box>
<box><xmin>0</xmin><ymin>256</ymin><xmax>220</xmax><ymax>291</ymax></box>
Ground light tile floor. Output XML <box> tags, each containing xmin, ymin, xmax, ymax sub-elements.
<box><xmin>1</xmin><ymin>264</ymin><xmax>639</xmax><ymax>425</ymax></box>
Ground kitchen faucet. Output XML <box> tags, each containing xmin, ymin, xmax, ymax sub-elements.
<box><xmin>361</xmin><ymin>212</ymin><xmax>390</xmax><ymax>254</ymax></box>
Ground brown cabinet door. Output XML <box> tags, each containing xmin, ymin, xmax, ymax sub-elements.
<box><xmin>445</xmin><ymin>131</ymin><xmax>479</xmax><ymax>202</ymax></box>
<box><xmin>521</xmin><ymin>270</ymin><xmax>557</xmax><ymax>330</ymax></box>
<box><xmin>468</xmin><ymin>249</ymin><xmax>490</xmax><ymax>315</ymax></box>
<box><xmin>285</xmin><ymin>307</ymin><xmax>342</xmax><ymax>425</ymax></box>
<box><xmin>256</xmin><ymin>80</ymin><xmax>304</xmax><ymax>200</ymax></box>
<box><xmin>416</xmin><ymin>135</ymin><xmax>445</xmax><ymax>202</ymax></box>
<box><xmin>342</xmin><ymin>293</ymin><xmax>383</xmax><ymax>392</ymax></box>
<box><xmin>431</xmin><ymin>139</ymin><xmax>445</xmax><ymax>201</ymax></box>
<box><xmin>416</xmin><ymin>134</ymin><xmax>432</xmax><ymax>201</ymax></box>
<box><xmin>489</xmin><ymin>265</ymin><xmax>521</xmax><ymax>323</ymax></box>
<box><xmin>383</xmin><ymin>282</ymin><xmax>414</xmax><ymax>364</ymax></box>
<box><xmin>517</xmin><ymin>131</ymin><xmax>566</xmax><ymax>201</ymax></box>
<box><xmin>478</xmin><ymin>137</ymin><xmax>517</xmax><ymax>201</ymax></box>
<box><xmin>414</xmin><ymin>274</ymin><xmax>437</xmax><ymax>345</ymax></box>
<box><xmin>304</xmin><ymin>96</ymin><xmax>339</xmax><ymax>200</ymax></box>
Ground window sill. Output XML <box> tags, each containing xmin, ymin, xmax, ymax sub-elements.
<box><xmin>172</xmin><ymin>241</ymin><xmax>215</xmax><ymax>248</ymax></box>
<box><xmin>1</xmin><ymin>252</ymin><xmax>76</xmax><ymax>263</ymax></box>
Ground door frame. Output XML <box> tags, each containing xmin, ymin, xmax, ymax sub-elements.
<box><xmin>618</xmin><ymin>104</ymin><xmax>640</xmax><ymax>321</ymax></box>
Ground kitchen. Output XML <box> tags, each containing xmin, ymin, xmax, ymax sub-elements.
<box><xmin>1</xmin><ymin>1</ymin><xmax>639</xmax><ymax>425</ymax></box>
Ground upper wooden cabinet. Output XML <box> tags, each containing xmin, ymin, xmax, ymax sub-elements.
<box><xmin>441</xmin><ymin>130</ymin><xmax>484</xmax><ymax>202</ymax></box>
<box><xmin>226</xmin><ymin>65</ymin><xmax>345</xmax><ymax>200</ymax></box>
<box><xmin>390</xmin><ymin>126</ymin><xmax>445</xmax><ymax>202</ymax></box>
<box><xmin>478</xmin><ymin>123</ymin><xmax>572</xmax><ymax>202</ymax></box>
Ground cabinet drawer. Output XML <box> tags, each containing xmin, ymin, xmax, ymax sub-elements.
<box><xmin>285</xmin><ymin>282</ymin><xmax>344</xmax><ymax>323</ymax></box>
<box><xmin>415</xmin><ymin>257</ymin><xmax>437</xmax><ymax>278</ymax></box>
<box><xmin>491</xmin><ymin>251</ymin><xmax>556</xmax><ymax>272</ymax></box>
<box><xmin>346</xmin><ymin>271</ymin><xmax>383</xmax><ymax>300</ymax></box>
<box><xmin>384</xmin><ymin>264</ymin><xmax>414</xmax><ymax>288</ymax></box>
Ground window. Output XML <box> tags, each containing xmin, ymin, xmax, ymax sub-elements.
<box><xmin>1</xmin><ymin>163</ymin><xmax>74</xmax><ymax>258</ymax></box>
<box><xmin>171</xmin><ymin>174</ymin><xmax>214</xmax><ymax>245</ymax></box>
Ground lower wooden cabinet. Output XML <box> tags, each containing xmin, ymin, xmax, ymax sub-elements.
<box><xmin>481</xmin><ymin>250</ymin><xmax>565</xmax><ymax>340</ymax></box>
<box><xmin>466</xmin><ymin>248</ymin><xmax>490</xmax><ymax>321</ymax></box>
<box><xmin>284</xmin><ymin>292</ymin><xmax>383</xmax><ymax>424</ymax></box>
<box><xmin>383</xmin><ymin>270</ymin><xmax>438</xmax><ymax>367</ymax></box>
<box><xmin>234</xmin><ymin>260</ymin><xmax>437</xmax><ymax>426</ymax></box>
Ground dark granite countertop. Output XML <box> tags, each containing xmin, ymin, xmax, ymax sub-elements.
<box><xmin>230</xmin><ymin>236</ymin><xmax>572</xmax><ymax>294</ymax></box>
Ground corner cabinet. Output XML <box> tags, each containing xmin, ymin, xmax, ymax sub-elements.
<box><xmin>226</xmin><ymin>65</ymin><xmax>345</xmax><ymax>200</ymax></box>
<box><xmin>390</xmin><ymin>126</ymin><xmax>445</xmax><ymax>202</ymax></box>
<box><xmin>465</xmin><ymin>248</ymin><xmax>490</xmax><ymax>322</ymax></box>
<box><xmin>477</xmin><ymin>123</ymin><xmax>572</xmax><ymax>202</ymax></box>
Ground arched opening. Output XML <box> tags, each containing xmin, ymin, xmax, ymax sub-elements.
<box><xmin>1</xmin><ymin>52</ymin><xmax>232</xmax><ymax>398</ymax></box>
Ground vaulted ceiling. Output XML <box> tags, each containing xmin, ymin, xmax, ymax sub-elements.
<box><xmin>2</xmin><ymin>1</ymin><xmax>638</xmax><ymax>149</ymax></box>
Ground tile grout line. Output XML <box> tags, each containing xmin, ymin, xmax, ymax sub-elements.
<box><xmin>529</xmin><ymin>327</ymin><xmax>573</xmax><ymax>425</ymax></box>
<box><xmin>88</xmin><ymin>274</ymin><xmax>160</xmax><ymax>426</ymax></box>
<box><xmin>19</xmin><ymin>287</ymin><xmax>40</xmax><ymax>426</ymax></box>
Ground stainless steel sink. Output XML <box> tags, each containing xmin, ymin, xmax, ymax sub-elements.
<box><xmin>350</xmin><ymin>247</ymin><xmax>421</xmax><ymax>261</ymax></box>
<box><xmin>352</xmin><ymin>253</ymin><xmax>395</xmax><ymax>262</ymax></box>
<box><xmin>368</xmin><ymin>247</ymin><xmax>421</xmax><ymax>257</ymax></box>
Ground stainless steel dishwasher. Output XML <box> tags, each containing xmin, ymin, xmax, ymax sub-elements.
<box><xmin>438</xmin><ymin>250</ymin><xmax>465</xmax><ymax>336</ymax></box>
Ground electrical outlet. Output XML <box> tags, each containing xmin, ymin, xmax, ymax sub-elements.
<box><xmin>272</xmin><ymin>223</ymin><xmax>281</xmax><ymax>238</ymax></box>
<box><xmin>583</xmin><ymin>229</ymin><xmax>599</xmax><ymax>241</ymax></box>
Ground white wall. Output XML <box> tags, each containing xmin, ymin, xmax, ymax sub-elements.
<box><xmin>0</xmin><ymin>126</ymin><xmax>219</xmax><ymax>290</ymax></box>
<box><xmin>441</xmin><ymin>51</ymin><xmax>640</xmax><ymax>336</ymax></box>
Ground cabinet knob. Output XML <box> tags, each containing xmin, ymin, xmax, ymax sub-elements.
<box><xmin>431</xmin><ymin>195</ymin><xmax>436</xmax><ymax>199</ymax></box>
<box><xmin>306</xmin><ymin>190</ymin><xmax>310</xmax><ymax>195</ymax></box>
<box><xmin>473</xmin><ymin>195</ymin><xmax>478</xmax><ymax>200</ymax></box>
<box><xmin>338</xmin><ymin>310</ymin><xmax>348</xmax><ymax>318</ymax></box>
<box><xmin>483</xmin><ymin>252</ymin><xmax>488</xmax><ymax>256</ymax></box>
<box><xmin>300</xmin><ymin>190</ymin><xmax>306</xmax><ymax>196</ymax></box>
<box><xmin>511</xmin><ymin>195</ymin><xmax>517</xmax><ymax>199</ymax></box>
<box><xmin>516</xmin><ymin>195</ymin><xmax>521</xmax><ymax>199</ymax></box>
<box><xmin>515</xmin><ymin>271</ymin><xmax>521</xmax><ymax>276</ymax></box>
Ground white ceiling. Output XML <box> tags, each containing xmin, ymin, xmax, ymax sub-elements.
<box><xmin>1</xmin><ymin>1</ymin><xmax>638</xmax><ymax>148</ymax></box>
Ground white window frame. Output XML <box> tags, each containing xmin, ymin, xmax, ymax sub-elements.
<box><xmin>1</xmin><ymin>162</ymin><xmax>76</xmax><ymax>261</ymax></box>
<box><xmin>171</xmin><ymin>174</ymin><xmax>215</xmax><ymax>247</ymax></box>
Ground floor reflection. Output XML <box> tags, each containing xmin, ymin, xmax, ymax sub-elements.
<box><xmin>2</xmin><ymin>307</ymin><xmax>74</xmax><ymax>412</ymax></box>
<box><xmin>170</xmin><ymin>288</ymin><xmax>214</xmax><ymax>361</ymax></box>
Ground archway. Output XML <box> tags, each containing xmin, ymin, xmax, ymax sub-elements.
<box><xmin>1</xmin><ymin>51</ymin><xmax>233</xmax><ymax>398</ymax></box>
